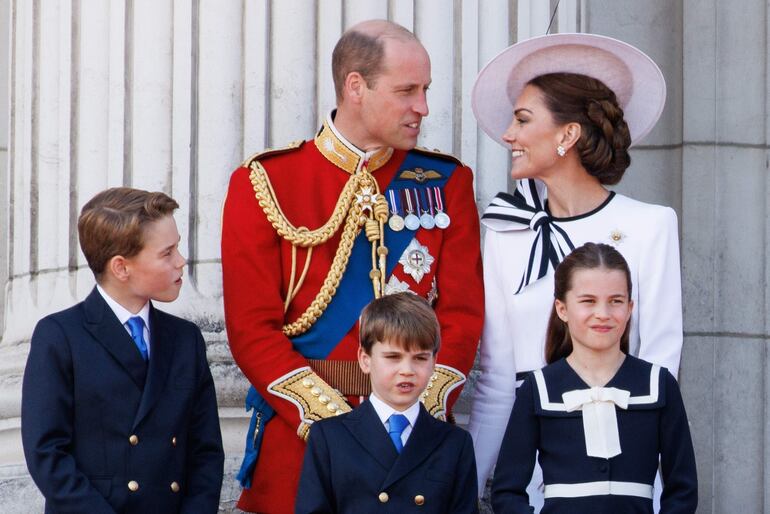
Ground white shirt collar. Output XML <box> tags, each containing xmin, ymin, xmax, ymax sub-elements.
<box><xmin>368</xmin><ymin>393</ymin><xmax>421</xmax><ymax>428</ymax></box>
<box><xmin>96</xmin><ymin>284</ymin><xmax>151</xmax><ymax>332</ymax></box>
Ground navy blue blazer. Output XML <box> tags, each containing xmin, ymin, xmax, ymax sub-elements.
<box><xmin>492</xmin><ymin>355</ymin><xmax>697</xmax><ymax>514</ymax></box>
<box><xmin>296</xmin><ymin>399</ymin><xmax>478</xmax><ymax>513</ymax></box>
<box><xmin>21</xmin><ymin>288</ymin><xmax>224</xmax><ymax>513</ymax></box>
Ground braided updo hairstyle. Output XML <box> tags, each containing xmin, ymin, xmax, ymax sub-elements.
<box><xmin>528</xmin><ymin>72</ymin><xmax>632</xmax><ymax>185</ymax></box>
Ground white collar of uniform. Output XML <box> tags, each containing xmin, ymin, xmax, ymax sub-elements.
<box><xmin>96</xmin><ymin>284</ymin><xmax>151</xmax><ymax>331</ymax></box>
<box><xmin>369</xmin><ymin>393</ymin><xmax>421</xmax><ymax>429</ymax></box>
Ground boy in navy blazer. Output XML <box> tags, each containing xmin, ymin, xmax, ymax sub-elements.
<box><xmin>21</xmin><ymin>188</ymin><xmax>224</xmax><ymax>513</ymax></box>
<box><xmin>295</xmin><ymin>292</ymin><xmax>478</xmax><ymax>513</ymax></box>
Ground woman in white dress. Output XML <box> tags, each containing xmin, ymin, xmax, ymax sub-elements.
<box><xmin>467</xmin><ymin>33</ymin><xmax>683</xmax><ymax>508</ymax></box>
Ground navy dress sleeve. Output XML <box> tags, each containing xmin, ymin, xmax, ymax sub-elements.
<box><xmin>449</xmin><ymin>431</ymin><xmax>481</xmax><ymax>513</ymax></box>
<box><xmin>659</xmin><ymin>370</ymin><xmax>698</xmax><ymax>513</ymax></box>
<box><xmin>295</xmin><ymin>421</ymin><xmax>335</xmax><ymax>514</ymax></box>
<box><xmin>21</xmin><ymin>317</ymin><xmax>117</xmax><ymax>513</ymax></box>
<box><xmin>180</xmin><ymin>327</ymin><xmax>225</xmax><ymax>513</ymax></box>
<box><xmin>491</xmin><ymin>374</ymin><xmax>538</xmax><ymax>514</ymax></box>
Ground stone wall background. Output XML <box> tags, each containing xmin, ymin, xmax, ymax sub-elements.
<box><xmin>0</xmin><ymin>1</ymin><xmax>767</xmax><ymax>512</ymax></box>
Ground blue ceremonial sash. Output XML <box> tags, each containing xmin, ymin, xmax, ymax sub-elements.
<box><xmin>290</xmin><ymin>150</ymin><xmax>456</xmax><ymax>357</ymax></box>
<box><xmin>237</xmin><ymin>150</ymin><xmax>457</xmax><ymax>488</ymax></box>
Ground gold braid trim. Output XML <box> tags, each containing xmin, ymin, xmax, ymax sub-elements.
<box><xmin>281</xmin><ymin>209</ymin><xmax>361</xmax><ymax>336</ymax></box>
<box><xmin>250</xmin><ymin>160</ymin><xmax>381</xmax><ymax>336</ymax></box>
<box><xmin>250</xmin><ymin>160</ymin><xmax>356</xmax><ymax>247</ymax></box>
<box><xmin>267</xmin><ymin>367</ymin><xmax>352</xmax><ymax>441</ymax></box>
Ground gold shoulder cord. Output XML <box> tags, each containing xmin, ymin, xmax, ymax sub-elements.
<box><xmin>249</xmin><ymin>160</ymin><xmax>389</xmax><ymax>337</ymax></box>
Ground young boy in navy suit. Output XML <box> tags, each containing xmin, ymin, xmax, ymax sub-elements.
<box><xmin>21</xmin><ymin>188</ymin><xmax>224</xmax><ymax>513</ymax></box>
<box><xmin>295</xmin><ymin>292</ymin><xmax>478</xmax><ymax>513</ymax></box>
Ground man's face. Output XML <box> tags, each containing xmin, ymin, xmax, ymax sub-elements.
<box><xmin>357</xmin><ymin>38</ymin><xmax>431</xmax><ymax>151</ymax></box>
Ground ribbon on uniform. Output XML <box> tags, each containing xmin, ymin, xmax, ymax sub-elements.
<box><xmin>481</xmin><ymin>178</ymin><xmax>575</xmax><ymax>294</ymax></box>
<box><xmin>562</xmin><ymin>386</ymin><xmax>630</xmax><ymax>459</ymax></box>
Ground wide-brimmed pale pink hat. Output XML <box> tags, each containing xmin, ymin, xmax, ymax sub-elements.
<box><xmin>472</xmin><ymin>33</ymin><xmax>666</xmax><ymax>148</ymax></box>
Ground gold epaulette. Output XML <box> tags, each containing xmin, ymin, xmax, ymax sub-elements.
<box><xmin>241</xmin><ymin>139</ymin><xmax>305</xmax><ymax>168</ymax></box>
<box><xmin>412</xmin><ymin>146</ymin><xmax>465</xmax><ymax>168</ymax></box>
<box><xmin>420</xmin><ymin>364</ymin><xmax>466</xmax><ymax>422</ymax></box>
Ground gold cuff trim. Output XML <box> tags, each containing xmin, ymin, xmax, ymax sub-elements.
<box><xmin>267</xmin><ymin>367</ymin><xmax>352</xmax><ymax>439</ymax></box>
<box><xmin>420</xmin><ymin>365</ymin><xmax>466</xmax><ymax>421</ymax></box>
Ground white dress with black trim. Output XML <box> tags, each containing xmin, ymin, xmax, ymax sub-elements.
<box><xmin>469</xmin><ymin>180</ymin><xmax>684</xmax><ymax>492</ymax></box>
<box><xmin>491</xmin><ymin>355</ymin><xmax>697</xmax><ymax>514</ymax></box>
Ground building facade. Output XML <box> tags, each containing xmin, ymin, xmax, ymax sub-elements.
<box><xmin>0</xmin><ymin>1</ymin><xmax>767</xmax><ymax>512</ymax></box>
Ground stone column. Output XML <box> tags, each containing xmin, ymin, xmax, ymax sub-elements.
<box><xmin>679</xmin><ymin>1</ymin><xmax>770</xmax><ymax>512</ymax></box>
<box><xmin>0</xmin><ymin>1</ymin><xmax>251</xmax><ymax>509</ymax></box>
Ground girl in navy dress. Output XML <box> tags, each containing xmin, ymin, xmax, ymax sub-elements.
<box><xmin>491</xmin><ymin>242</ymin><xmax>697</xmax><ymax>514</ymax></box>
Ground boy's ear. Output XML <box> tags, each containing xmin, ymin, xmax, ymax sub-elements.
<box><xmin>107</xmin><ymin>255</ymin><xmax>131</xmax><ymax>283</ymax></box>
<box><xmin>357</xmin><ymin>346</ymin><xmax>371</xmax><ymax>374</ymax></box>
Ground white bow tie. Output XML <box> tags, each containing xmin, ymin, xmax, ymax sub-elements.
<box><xmin>562</xmin><ymin>386</ymin><xmax>631</xmax><ymax>459</ymax></box>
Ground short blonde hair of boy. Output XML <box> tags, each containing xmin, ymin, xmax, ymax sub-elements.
<box><xmin>78</xmin><ymin>187</ymin><xmax>179</xmax><ymax>279</ymax></box>
<box><xmin>359</xmin><ymin>292</ymin><xmax>441</xmax><ymax>355</ymax></box>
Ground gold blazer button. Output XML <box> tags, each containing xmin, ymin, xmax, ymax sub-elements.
<box><xmin>128</xmin><ymin>434</ymin><xmax>139</xmax><ymax>446</ymax></box>
<box><xmin>127</xmin><ymin>480</ymin><xmax>139</xmax><ymax>492</ymax></box>
<box><xmin>170</xmin><ymin>481</ymin><xmax>180</xmax><ymax>493</ymax></box>
<box><xmin>414</xmin><ymin>494</ymin><xmax>425</xmax><ymax>506</ymax></box>
<box><xmin>378</xmin><ymin>492</ymin><xmax>389</xmax><ymax>503</ymax></box>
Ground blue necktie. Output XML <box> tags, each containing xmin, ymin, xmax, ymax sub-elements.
<box><xmin>388</xmin><ymin>414</ymin><xmax>409</xmax><ymax>453</ymax></box>
<box><xmin>126</xmin><ymin>316</ymin><xmax>149</xmax><ymax>361</ymax></box>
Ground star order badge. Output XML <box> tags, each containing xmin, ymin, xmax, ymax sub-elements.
<box><xmin>399</xmin><ymin>239</ymin><xmax>435</xmax><ymax>283</ymax></box>
<box><xmin>355</xmin><ymin>187</ymin><xmax>378</xmax><ymax>214</ymax></box>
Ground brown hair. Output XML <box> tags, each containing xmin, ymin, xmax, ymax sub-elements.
<box><xmin>528</xmin><ymin>72</ymin><xmax>632</xmax><ymax>185</ymax></box>
<box><xmin>331</xmin><ymin>20</ymin><xmax>417</xmax><ymax>102</ymax></box>
<box><xmin>78</xmin><ymin>187</ymin><xmax>179</xmax><ymax>280</ymax></box>
<box><xmin>545</xmin><ymin>242</ymin><xmax>632</xmax><ymax>363</ymax></box>
<box><xmin>359</xmin><ymin>292</ymin><xmax>441</xmax><ymax>355</ymax></box>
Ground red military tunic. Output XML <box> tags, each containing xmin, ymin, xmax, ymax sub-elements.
<box><xmin>221</xmin><ymin>116</ymin><xmax>483</xmax><ymax>513</ymax></box>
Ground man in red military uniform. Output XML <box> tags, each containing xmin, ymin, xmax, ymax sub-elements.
<box><xmin>221</xmin><ymin>19</ymin><xmax>484</xmax><ymax>513</ymax></box>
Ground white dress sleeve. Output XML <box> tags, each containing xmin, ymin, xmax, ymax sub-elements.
<box><xmin>468</xmin><ymin>231</ymin><xmax>519</xmax><ymax>496</ymax></box>
<box><xmin>636</xmin><ymin>206</ymin><xmax>683</xmax><ymax>376</ymax></box>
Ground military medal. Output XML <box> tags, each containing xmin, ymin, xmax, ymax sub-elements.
<box><xmin>433</xmin><ymin>186</ymin><xmax>451</xmax><ymax>229</ymax></box>
<box><xmin>403</xmin><ymin>189</ymin><xmax>421</xmax><ymax>231</ymax></box>
<box><xmin>387</xmin><ymin>190</ymin><xmax>405</xmax><ymax>232</ymax></box>
<box><xmin>416</xmin><ymin>189</ymin><xmax>435</xmax><ymax>230</ymax></box>
<box><xmin>399</xmin><ymin>238</ymin><xmax>435</xmax><ymax>283</ymax></box>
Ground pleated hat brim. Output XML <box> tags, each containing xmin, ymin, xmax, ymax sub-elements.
<box><xmin>472</xmin><ymin>33</ymin><xmax>666</xmax><ymax>148</ymax></box>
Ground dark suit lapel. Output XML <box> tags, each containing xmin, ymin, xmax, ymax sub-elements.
<box><xmin>83</xmin><ymin>288</ymin><xmax>147</xmax><ymax>389</ymax></box>
<box><xmin>132</xmin><ymin>304</ymin><xmax>173</xmax><ymax>429</ymax></box>
<box><xmin>342</xmin><ymin>400</ymin><xmax>399</xmax><ymax>472</ymax></box>
<box><xmin>381</xmin><ymin>404</ymin><xmax>449</xmax><ymax>490</ymax></box>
